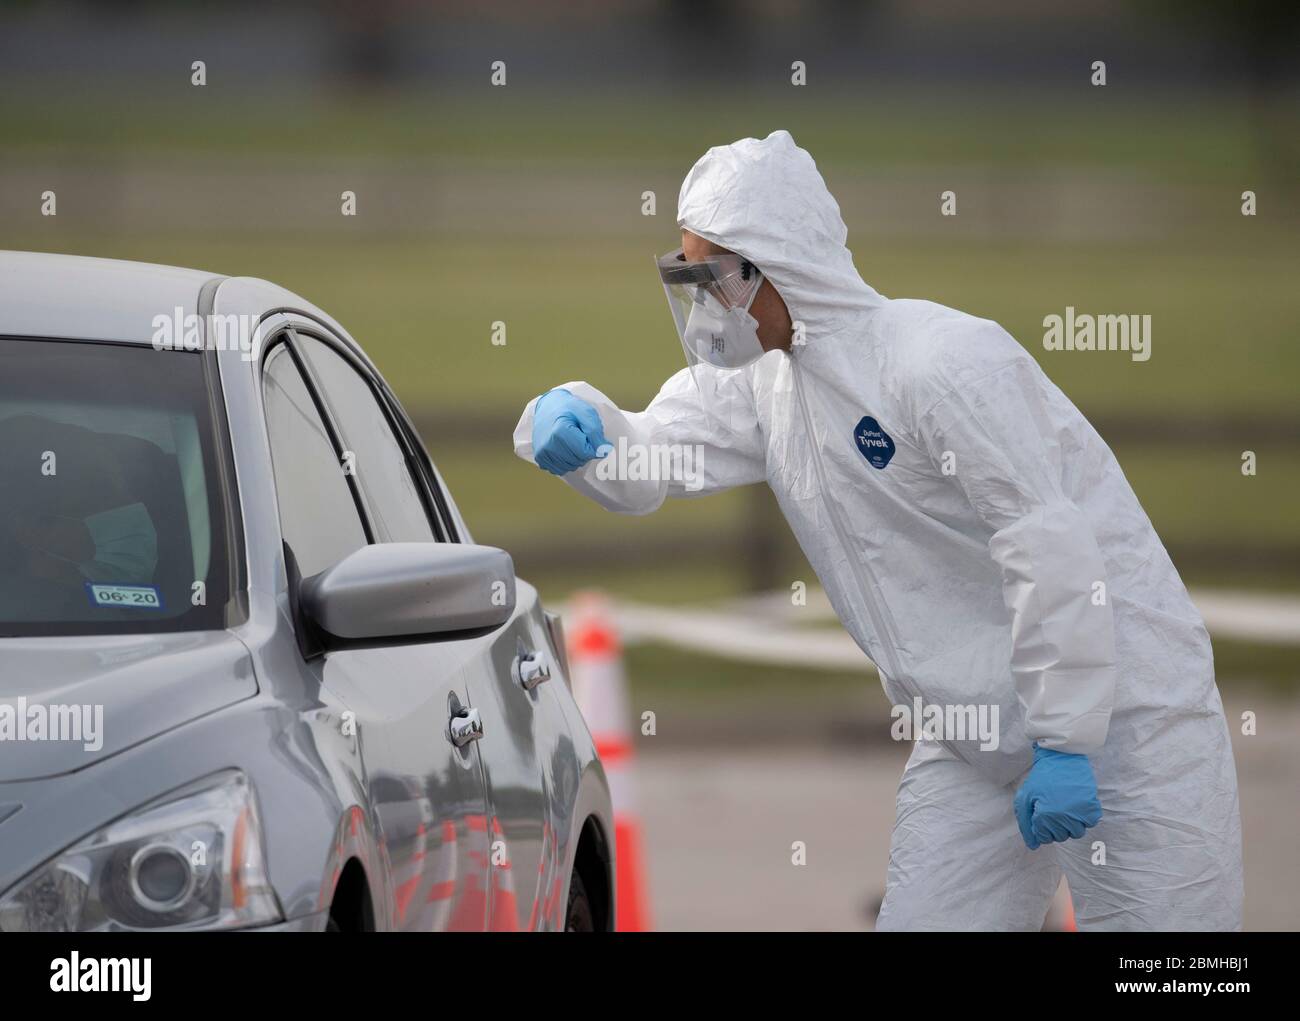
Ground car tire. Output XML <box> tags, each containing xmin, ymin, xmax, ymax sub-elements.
<box><xmin>565</xmin><ymin>871</ymin><xmax>596</xmax><ymax>932</ymax></box>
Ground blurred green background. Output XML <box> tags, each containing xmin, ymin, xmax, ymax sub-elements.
<box><xmin>2</xmin><ymin>1</ymin><xmax>1297</xmax><ymax>696</ymax></box>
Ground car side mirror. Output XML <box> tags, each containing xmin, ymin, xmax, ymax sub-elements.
<box><xmin>300</xmin><ymin>542</ymin><xmax>516</xmax><ymax>646</ymax></box>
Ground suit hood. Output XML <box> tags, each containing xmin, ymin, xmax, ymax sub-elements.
<box><xmin>676</xmin><ymin>129</ymin><xmax>884</xmax><ymax>345</ymax></box>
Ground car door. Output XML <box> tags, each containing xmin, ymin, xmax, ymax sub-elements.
<box><xmin>462</xmin><ymin>594</ymin><xmax>569</xmax><ymax>930</ymax></box>
<box><xmin>290</xmin><ymin>329</ymin><xmax>559</xmax><ymax>930</ymax></box>
<box><xmin>261</xmin><ymin>335</ymin><xmax>491</xmax><ymax>930</ymax></box>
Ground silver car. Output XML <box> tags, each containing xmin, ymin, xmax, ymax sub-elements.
<box><xmin>0</xmin><ymin>251</ymin><xmax>614</xmax><ymax>932</ymax></box>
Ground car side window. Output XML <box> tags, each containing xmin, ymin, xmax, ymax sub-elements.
<box><xmin>295</xmin><ymin>335</ymin><xmax>439</xmax><ymax>544</ymax></box>
<box><xmin>262</xmin><ymin>342</ymin><xmax>368</xmax><ymax>579</ymax></box>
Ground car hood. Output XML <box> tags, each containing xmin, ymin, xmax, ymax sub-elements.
<box><xmin>0</xmin><ymin>631</ymin><xmax>257</xmax><ymax>781</ymax></box>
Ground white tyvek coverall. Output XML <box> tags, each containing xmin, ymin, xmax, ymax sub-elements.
<box><xmin>514</xmin><ymin>131</ymin><xmax>1243</xmax><ymax>930</ymax></box>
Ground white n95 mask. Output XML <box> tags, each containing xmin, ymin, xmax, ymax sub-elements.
<box><xmin>682</xmin><ymin>290</ymin><xmax>765</xmax><ymax>369</ymax></box>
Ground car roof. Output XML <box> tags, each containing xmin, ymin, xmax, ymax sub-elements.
<box><xmin>0</xmin><ymin>251</ymin><xmax>227</xmax><ymax>344</ymax></box>
<box><xmin>0</xmin><ymin>251</ymin><xmax>333</xmax><ymax>347</ymax></box>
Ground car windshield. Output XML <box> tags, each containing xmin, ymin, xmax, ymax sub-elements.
<box><xmin>0</xmin><ymin>339</ymin><xmax>238</xmax><ymax>636</ymax></box>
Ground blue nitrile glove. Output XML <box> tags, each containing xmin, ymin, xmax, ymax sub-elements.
<box><xmin>531</xmin><ymin>388</ymin><xmax>610</xmax><ymax>476</ymax></box>
<box><xmin>1013</xmin><ymin>744</ymin><xmax>1103</xmax><ymax>850</ymax></box>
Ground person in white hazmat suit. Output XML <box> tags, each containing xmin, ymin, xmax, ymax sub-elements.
<box><xmin>514</xmin><ymin>130</ymin><xmax>1243</xmax><ymax>931</ymax></box>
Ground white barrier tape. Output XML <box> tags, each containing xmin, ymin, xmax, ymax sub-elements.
<box><xmin>611</xmin><ymin>600</ymin><xmax>877</xmax><ymax>673</ymax></box>
<box><xmin>1187</xmin><ymin>589</ymin><xmax>1300</xmax><ymax>646</ymax></box>
<box><xmin>721</xmin><ymin>587</ymin><xmax>1300</xmax><ymax>645</ymax></box>
<box><xmin>584</xmin><ymin>587</ymin><xmax>1300</xmax><ymax>670</ymax></box>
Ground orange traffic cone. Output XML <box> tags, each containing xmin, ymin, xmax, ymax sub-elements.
<box><xmin>1043</xmin><ymin>878</ymin><xmax>1078</xmax><ymax>932</ymax></box>
<box><xmin>566</xmin><ymin>591</ymin><xmax>651</xmax><ymax>932</ymax></box>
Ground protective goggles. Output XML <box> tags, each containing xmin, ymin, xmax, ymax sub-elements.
<box><xmin>656</xmin><ymin>246</ymin><xmax>764</xmax><ymax>311</ymax></box>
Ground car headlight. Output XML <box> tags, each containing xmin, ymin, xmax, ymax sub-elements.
<box><xmin>0</xmin><ymin>770</ymin><xmax>281</xmax><ymax>931</ymax></box>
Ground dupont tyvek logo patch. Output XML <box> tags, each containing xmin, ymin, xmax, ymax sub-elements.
<box><xmin>854</xmin><ymin>416</ymin><xmax>895</xmax><ymax>469</ymax></box>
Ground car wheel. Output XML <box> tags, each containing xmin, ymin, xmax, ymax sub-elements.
<box><xmin>565</xmin><ymin>871</ymin><xmax>596</xmax><ymax>932</ymax></box>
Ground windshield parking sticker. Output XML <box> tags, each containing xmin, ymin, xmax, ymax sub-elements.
<box><xmin>85</xmin><ymin>583</ymin><xmax>164</xmax><ymax>611</ymax></box>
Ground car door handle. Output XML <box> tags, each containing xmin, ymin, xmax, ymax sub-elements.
<box><xmin>513</xmin><ymin>650</ymin><xmax>551</xmax><ymax>691</ymax></box>
<box><xmin>448</xmin><ymin>706</ymin><xmax>483</xmax><ymax>747</ymax></box>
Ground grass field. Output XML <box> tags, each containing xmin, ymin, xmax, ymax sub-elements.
<box><xmin>5</xmin><ymin>223</ymin><xmax>1294</xmax><ymax>419</ymax></box>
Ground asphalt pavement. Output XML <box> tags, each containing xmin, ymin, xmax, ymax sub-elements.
<box><xmin>636</xmin><ymin>693</ymin><xmax>1298</xmax><ymax>931</ymax></box>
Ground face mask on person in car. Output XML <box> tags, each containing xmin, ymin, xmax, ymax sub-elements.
<box><xmin>27</xmin><ymin>502</ymin><xmax>158</xmax><ymax>585</ymax></box>
<box><xmin>80</xmin><ymin>502</ymin><xmax>158</xmax><ymax>583</ymax></box>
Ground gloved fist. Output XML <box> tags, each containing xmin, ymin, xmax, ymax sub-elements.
<box><xmin>1013</xmin><ymin>744</ymin><xmax>1102</xmax><ymax>850</ymax></box>
<box><xmin>532</xmin><ymin>388</ymin><xmax>610</xmax><ymax>476</ymax></box>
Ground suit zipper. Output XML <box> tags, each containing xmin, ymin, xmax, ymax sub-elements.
<box><xmin>790</xmin><ymin>357</ymin><xmax>909</xmax><ymax>690</ymax></box>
